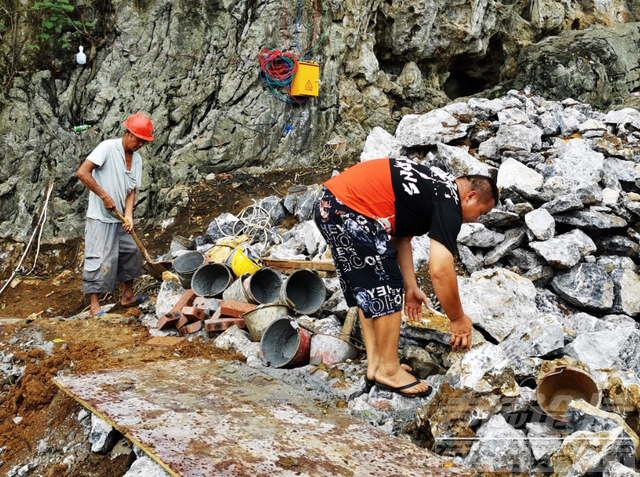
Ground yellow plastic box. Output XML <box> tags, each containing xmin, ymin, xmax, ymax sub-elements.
<box><xmin>291</xmin><ymin>61</ymin><xmax>320</xmax><ymax>97</ymax></box>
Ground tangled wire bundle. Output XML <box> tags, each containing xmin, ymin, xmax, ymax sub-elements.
<box><xmin>258</xmin><ymin>49</ymin><xmax>307</xmax><ymax>104</ymax></box>
<box><xmin>209</xmin><ymin>200</ymin><xmax>282</xmax><ymax>249</ymax></box>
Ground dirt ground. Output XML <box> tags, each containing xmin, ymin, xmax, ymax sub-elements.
<box><xmin>0</xmin><ymin>167</ymin><xmax>337</xmax><ymax>476</ymax></box>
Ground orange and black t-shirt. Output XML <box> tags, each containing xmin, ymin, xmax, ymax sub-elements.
<box><xmin>324</xmin><ymin>158</ymin><xmax>462</xmax><ymax>254</ymax></box>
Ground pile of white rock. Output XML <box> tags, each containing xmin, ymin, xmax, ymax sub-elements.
<box><xmin>357</xmin><ymin>89</ymin><xmax>640</xmax><ymax>475</ymax></box>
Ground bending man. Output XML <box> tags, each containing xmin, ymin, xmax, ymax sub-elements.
<box><xmin>314</xmin><ymin>158</ymin><xmax>498</xmax><ymax>398</ymax></box>
<box><xmin>76</xmin><ymin>113</ymin><xmax>154</xmax><ymax>317</ymax></box>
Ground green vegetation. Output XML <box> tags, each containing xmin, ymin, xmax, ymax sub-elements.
<box><xmin>30</xmin><ymin>0</ymin><xmax>92</xmax><ymax>50</ymax></box>
<box><xmin>0</xmin><ymin>0</ymin><xmax>112</xmax><ymax>91</ymax></box>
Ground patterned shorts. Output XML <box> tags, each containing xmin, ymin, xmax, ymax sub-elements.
<box><xmin>313</xmin><ymin>187</ymin><xmax>403</xmax><ymax>319</ymax></box>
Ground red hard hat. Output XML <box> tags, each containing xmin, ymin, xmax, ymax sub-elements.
<box><xmin>123</xmin><ymin>113</ymin><xmax>154</xmax><ymax>141</ymax></box>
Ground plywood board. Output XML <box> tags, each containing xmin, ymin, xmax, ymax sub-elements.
<box><xmin>54</xmin><ymin>359</ymin><xmax>472</xmax><ymax>477</ymax></box>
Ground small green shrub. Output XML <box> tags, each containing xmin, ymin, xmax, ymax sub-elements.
<box><xmin>30</xmin><ymin>0</ymin><xmax>93</xmax><ymax>49</ymax></box>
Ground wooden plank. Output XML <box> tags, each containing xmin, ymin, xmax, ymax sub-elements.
<box><xmin>261</xmin><ymin>258</ymin><xmax>336</xmax><ymax>272</ymax></box>
<box><xmin>272</xmin><ymin>269</ymin><xmax>336</xmax><ymax>278</ymax></box>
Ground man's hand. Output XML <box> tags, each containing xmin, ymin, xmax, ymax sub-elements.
<box><xmin>404</xmin><ymin>286</ymin><xmax>429</xmax><ymax>322</ymax></box>
<box><xmin>77</xmin><ymin>160</ymin><xmax>116</xmax><ymax>212</ymax></box>
<box><xmin>122</xmin><ymin>215</ymin><xmax>134</xmax><ymax>234</ymax></box>
<box><xmin>101</xmin><ymin>195</ymin><xmax>116</xmax><ymax>212</ymax></box>
<box><xmin>449</xmin><ymin>314</ymin><xmax>473</xmax><ymax>351</ymax></box>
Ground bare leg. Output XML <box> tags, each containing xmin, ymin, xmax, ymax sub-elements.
<box><xmin>360</xmin><ymin>308</ymin><xmax>414</xmax><ymax>382</ymax></box>
<box><xmin>358</xmin><ymin>309</ymin><xmax>378</xmax><ymax>381</ymax></box>
<box><xmin>371</xmin><ymin>311</ymin><xmax>430</xmax><ymax>395</ymax></box>
<box><xmin>89</xmin><ymin>293</ymin><xmax>101</xmax><ymax>317</ymax></box>
<box><xmin>120</xmin><ymin>280</ymin><xmax>135</xmax><ymax>306</ymax></box>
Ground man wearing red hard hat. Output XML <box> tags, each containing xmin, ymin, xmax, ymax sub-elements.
<box><xmin>76</xmin><ymin>113</ymin><xmax>154</xmax><ymax>317</ymax></box>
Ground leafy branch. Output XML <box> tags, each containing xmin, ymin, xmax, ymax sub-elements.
<box><xmin>30</xmin><ymin>0</ymin><xmax>93</xmax><ymax>50</ymax></box>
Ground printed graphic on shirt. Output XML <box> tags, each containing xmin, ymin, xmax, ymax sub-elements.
<box><xmin>392</xmin><ymin>158</ymin><xmax>459</xmax><ymax>204</ymax></box>
<box><xmin>428</xmin><ymin>166</ymin><xmax>460</xmax><ymax>204</ymax></box>
<box><xmin>390</xmin><ymin>158</ymin><xmax>462</xmax><ymax>254</ymax></box>
<box><xmin>394</xmin><ymin>158</ymin><xmax>423</xmax><ymax>196</ymax></box>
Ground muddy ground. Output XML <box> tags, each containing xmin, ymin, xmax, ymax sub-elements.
<box><xmin>0</xmin><ymin>167</ymin><xmax>339</xmax><ymax>476</ymax></box>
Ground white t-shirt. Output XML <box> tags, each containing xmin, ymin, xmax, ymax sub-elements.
<box><xmin>86</xmin><ymin>138</ymin><xmax>142</xmax><ymax>223</ymax></box>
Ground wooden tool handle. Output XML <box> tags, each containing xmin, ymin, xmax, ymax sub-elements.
<box><xmin>340</xmin><ymin>307</ymin><xmax>358</xmax><ymax>343</ymax></box>
<box><xmin>113</xmin><ymin>209</ymin><xmax>153</xmax><ymax>263</ymax></box>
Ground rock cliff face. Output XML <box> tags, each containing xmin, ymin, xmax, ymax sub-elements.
<box><xmin>0</xmin><ymin>0</ymin><xmax>638</xmax><ymax>241</ymax></box>
<box><xmin>513</xmin><ymin>22</ymin><xmax>640</xmax><ymax>107</ymax></box>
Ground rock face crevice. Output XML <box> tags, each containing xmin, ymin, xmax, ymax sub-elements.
<box><xmin>1</xmin><ymin>0</ymin><xmax>639</xmax><ymax>242</ymax></box>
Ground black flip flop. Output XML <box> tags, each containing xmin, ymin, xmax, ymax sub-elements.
<box><xmin>375</xmin><ymin>377</ymin><xmax>433</xmax><ymax>399</ymax></box>
<box><xmin>363</xmin><ymin>376</ymin><xmax>375</xmax><ymax>392</ymax></box>
<box><xmin>364</xmin><ymin>366</ymin><xmax>418</xmax><ymax>393</ymax></box>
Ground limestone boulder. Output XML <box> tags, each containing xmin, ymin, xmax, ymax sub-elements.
<box><xmin>458</xmin><ymin>268</ymin><xmax>538</xmax><ymax>342</ymax></box>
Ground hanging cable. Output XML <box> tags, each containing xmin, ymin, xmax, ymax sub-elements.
<box><xmin>283</xmin><ymin>0</ymin><xmax>289</xmax><ymax>51</ymax></box>
<box><xmin>294</xmin><ymin>0</ymin><xmax>304</xmax><ymax>56</ymax></box>
<box><xmin>0</xmin><ymin>181</ymin><xmax>55</xmax><ymax>297</ymax></box>
<box><xmin>24</xmin><ymin>181</ymin><xmax>56</xmax><ymax>275</ymax></box>
<box><xmin>291</xmin><ymin>0</ymin><xmax>329</xmax><ymax>60</ymax></box>
<box><xmin>263</xmin><ymin>0</ymin><xmax>330</xmax><ymax>102</ymax></box>
<box><xmin>302</xmin><ymin>0</ymin><xmax>328</xmax><ymax>59</ymax></box>
<box><xmin>313</xmin><ymin>0</ymin><xmax>318</xmax><ymax>49</ymax></box>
